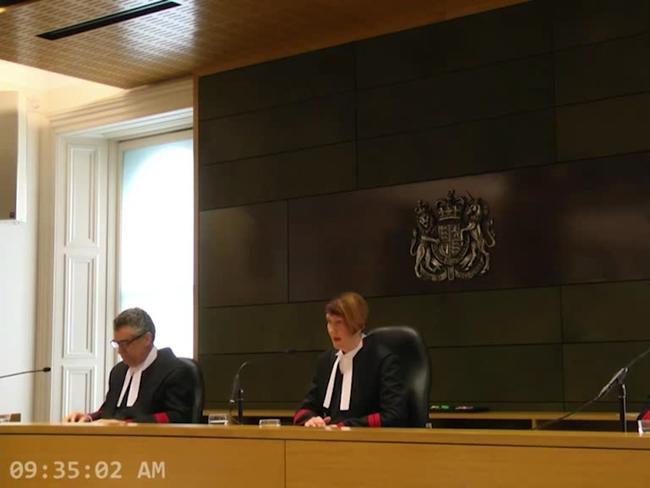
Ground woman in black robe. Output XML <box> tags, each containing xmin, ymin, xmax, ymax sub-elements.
<box><xmin>294</xmin><ymin>292</ymin><xmax>407</xmax><ymax>428</ymax></box>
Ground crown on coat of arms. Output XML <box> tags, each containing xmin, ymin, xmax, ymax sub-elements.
<box><xmin>435</xmin><ymin>190</ymin><xmax>463</xmax><ymax>221</ymax></box>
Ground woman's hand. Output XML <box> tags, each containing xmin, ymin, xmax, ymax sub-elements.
<box><xmin>304</xmin><ymin>416</ymin><xmax>331</xmax><ymax>428</ymax></box>
<box><xmin>92</xmin><ymin>418</ymin><xmax>128</xmax><ymax>426</ymax></box>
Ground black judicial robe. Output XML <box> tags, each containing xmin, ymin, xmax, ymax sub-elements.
<box><xmin>294</xmin><ymin>335</ymin><xmax>407</xmax><ymax>427</ymax></box>
<box><xmin>90</xmin><ymin>348</ymin><xmax>193</xmax><ymax>423</ymax></box>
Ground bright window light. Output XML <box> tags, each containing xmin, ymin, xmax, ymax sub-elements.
<box><xmin>119</xmin><ymin>134</ymin><xmax>193</xmax><ymax>358</ymax></box>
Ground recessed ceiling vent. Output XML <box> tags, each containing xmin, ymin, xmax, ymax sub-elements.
<box><xmin>37</xmin><ymin>0</ymin><xmax>181</xmax><ymax>41</ymax></box>
<box><xmin>0</xmin><ymin>1</ymin><xmax>34</xmax><ymax>6</ymax></box>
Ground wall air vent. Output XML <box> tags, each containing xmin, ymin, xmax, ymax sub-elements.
<box><xmin>37</xmin><ymin>0</ymin><xmax>181</xmax><ymax>41</ymax></box>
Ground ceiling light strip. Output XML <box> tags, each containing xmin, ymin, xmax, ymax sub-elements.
<box><xmin>37</xmin><ymin>0</ymin><xmax>181</xmax><ymax>41</ymax></box>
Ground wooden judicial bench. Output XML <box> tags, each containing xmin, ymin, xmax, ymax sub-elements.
<box><xmin>2</xmin><ymin>421</ymin><xmax>650</xmax><ymax>487</ymax></box>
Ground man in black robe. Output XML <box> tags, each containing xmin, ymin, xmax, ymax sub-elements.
<box><xmin>65</xmin><ymin>308</ymin><xmax>194</xmax><ymax>424</ymax></box>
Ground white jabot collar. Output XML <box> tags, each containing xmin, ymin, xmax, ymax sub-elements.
<box><xmin>117</xmin><ymin>346</ymin><xmax>158</xmax><ymax>408</ymax></box>
<box><xmin>323</xmin><ymin>337</ymin><xmax>364</xmax><ymax>411</ymax></box>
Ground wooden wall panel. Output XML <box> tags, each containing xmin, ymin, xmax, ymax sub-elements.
<box><xmin>200</xmin><ymin>352</ymin><xmax>320</xmax><ymax>408</ymax></box>
<box><xmin>563</xmin><ymin>342</ymin><xmax>650</xmax><ymax>403</ymax></box>
<box><xmin>198</xmin><ymin>287</ymin><xmax>561</xmax><ymax>357</ymax></box>
<box><xmin>199</xmin><ymin>302</ymin><xmax>328</xmax><ymax>355</ymax></box>
<box><xmin>550</xmin><ymin>154</ymin><xmax>650</xmax><ymax>283</ymax></box>
<box><xmin>367</xmin><ymin>288</ymin><xmax>562</xmax><ymax>347</ymax></box>
<box><xmin>197</xmin><ymin>0</ymin><xmax>650</xmax><ymax>413</ymax></box>
<box><xmin>199</xmin><ymin>202</ymin><xmax>287</xmax><ymax>307</ymax></box>
<box><xmin>562</xmin><ymin>281</ymin><xmax>650</xmax><ymax>343</ymax></box>
<box><xmin>201</xmin><ymin>343</ymin><xmax>568</xmax><ymax>410</ymax></box>
<box><xmin>430</xmin><ymin>345</ymin><xmax>564</xmax><ymax>403</ymax></box>
<box><xmin>357</xmin><ymin>55</ymin><xmax>553</xmax><ymax>139</ymax></box>
<box><xmin>199</xmin><ymin>143</ymin><xmax>355</xmax><ymax>210</ymax></box>
<box><xmin>555</xmin><ymin>33</ymin><xmax>650</xmax><ymax>105</ymax></box>
<box><xmin>289</xmin><ymin>154</ymin><xmax>650</xmax><ymax>301</ymax></box>
<box><xmin>552</xmin><ymin>0</ymin><xmax>650</xmax><ymax>49</ymax></box>
<box><xmin>199</xmin><ymin>45</ymin><xmax>354</xmax><ymax>119</ymax></box>
<box><xmin>357</xmin><ymin>109</ymin><xmax>554</xmax><ymax>188</ymax></box>
<box><xmin>355</xmin><ymin>2</ymin><xmax>551</xmax><ymax>89</ymax></box>
<box><xmin>556</xmin><ymin>93</ymin><xmax>650</xmax><ymax>161</ymax></box>
<box><xmin>198</xmin><ymin>92</ymin><xmax>354</xmax><ymax>164</ymax></box>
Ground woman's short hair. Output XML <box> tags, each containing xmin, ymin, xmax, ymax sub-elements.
<box><xmin>325</xmin><ymin>291</ymin><xmax>368</xmax><ymax>334</ymax></box>
<box><xmin>113</xmin><ymin>307</ymin><xmax>156</xmax><ymax>341</ymax></box>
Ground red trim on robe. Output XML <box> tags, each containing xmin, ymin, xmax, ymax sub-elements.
<box><xmin>293</xmin><ymin>409</ymin><xmax>313</xmax><ymax>424</ymax></box>
<box><xmin>153</xmin><ymin>412</ymin><xmax>169</xmax><ymax>423</ymax></box>
<box><xmin>368</xmin><ymin>413</ymin><xmax>381</xmax><ymax>427</ymax></box>
<box><xmin>642</xmin><ymin>410</ymin><xmax>650</xmax><ymax>421</ymax></box>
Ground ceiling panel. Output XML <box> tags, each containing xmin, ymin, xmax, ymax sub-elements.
<box><xmin>0</xmin><ymin>0</ymin><xmax>526</xmax><ymax>88</ymax></box>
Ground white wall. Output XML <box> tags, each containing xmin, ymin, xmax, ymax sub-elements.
<box><xmin>0</xmin><ymin>60</ymin><xmax>122</xmax><ymax>114</ymax></box>
<box><xmin>0</xmin><ymin>64</ymin><xmax>123</xmax><ymax>421</ymax></box>
<box><xmin>0</xmin><ymin>108</ymin><xmax>41</xmax><ymax>420</ymax></box>
<box><xmin>0</xmin><ymin>63</ymin><xmax>191</xmax><ymax>422</ymax></box>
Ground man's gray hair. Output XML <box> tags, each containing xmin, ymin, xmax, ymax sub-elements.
<box><xmin>113</xmin><ymin>307</ymin><xmax>156</xmax><ymax>341</ymax></box>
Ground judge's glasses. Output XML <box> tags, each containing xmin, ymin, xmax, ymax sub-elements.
<box><xmin>110</xmin><ymin>331</ymin><xmax>147</xmax><ymax>349</ymax></box>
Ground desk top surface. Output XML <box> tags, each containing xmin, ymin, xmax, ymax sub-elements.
<box><xmin>2</xmin><ymin>423</ymin><xmax>649</xmax><ymax>449</ymax></box>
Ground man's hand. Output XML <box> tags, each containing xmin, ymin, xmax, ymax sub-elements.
<box><xmin>304</xmin><ymin>416</ymin><xmax>331</xmax><ymax>428</ymax></box>
<box><xmin>64</xmin><ymin>411</ymin><xmax>92</xmax><ymax>423</ymax></box>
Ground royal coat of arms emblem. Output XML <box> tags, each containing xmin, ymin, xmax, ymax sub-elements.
<box><xmin>409</xmin><ymin>190</ymin><xmax>496</xmax><ymax>282</ymax></box>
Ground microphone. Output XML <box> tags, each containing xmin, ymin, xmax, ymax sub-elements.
<box><xmin>0</xmin><ymin>367</ymin><xmax>51</xmax><ymax>380</ymax></box>
<box><xmin>537</xmin><ymin>344</ymin><xmax>650</xmax><ymax>432</ymax></box>
<box><xmin>228</xmin><ymin>360</ymin><xmax>251</xmax><ymax>425</ymax></box>
<box><xmin>596</xmin><ymin>367</ymin><xmax>628</xmax><ymax>400</ymax></box>
<box><xmin>227</xmin><ymin>350</ymin><xmax>298</xmax><ymax>424</ymax></box>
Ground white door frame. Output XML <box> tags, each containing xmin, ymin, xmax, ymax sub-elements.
<box><xmin>34</xmin><ymin>78</ymin><xmax>192</xmax><ymax>421</ymax></box>
<box><xmin>49</xmin><ymin>135</ymin><xmax>110</xmax><ymax>420</ymax></box>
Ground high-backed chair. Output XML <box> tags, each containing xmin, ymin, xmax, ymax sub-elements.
<box><xmin>368</xmin><ymin>326</ymin><xmax>431</xmax><ymax>427</ymax></box>
<box><xmin>178</xmin><ymin>358</ymin><xmax>205</xmax><ymax>423</ymax></box>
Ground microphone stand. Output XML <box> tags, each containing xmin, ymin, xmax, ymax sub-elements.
<box><xmin>228</xmin><ymin>361</ymin><xmax>250</xmax><ymax>425</ymax></box>
<box><xmin>618</xmin><ymin>382</ymin><xmax>627</xmax><ymax>433</ymax></box>
<box><xmin>595</xmin><ymin>366</ymin><xmax>628</xmax><ymax>432</ymax></box>
<box><xmin>537</xmin><ymin>346</ymin><xmax>650</xmax><ymax>432</ymax></box>
<box><xmin>226</xmin><ymin>349</ymin><xmax>300</xmax><ymax>424</ymax></box>
<box><xmin>0</xmin><ymin>367</ymin><xmax>51</xmax><ymax>380</ymax></box>
<box><xmin>609</xmin><ymin>344</ymin><xmax>650</xmax><ymax>432</ymax></box>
